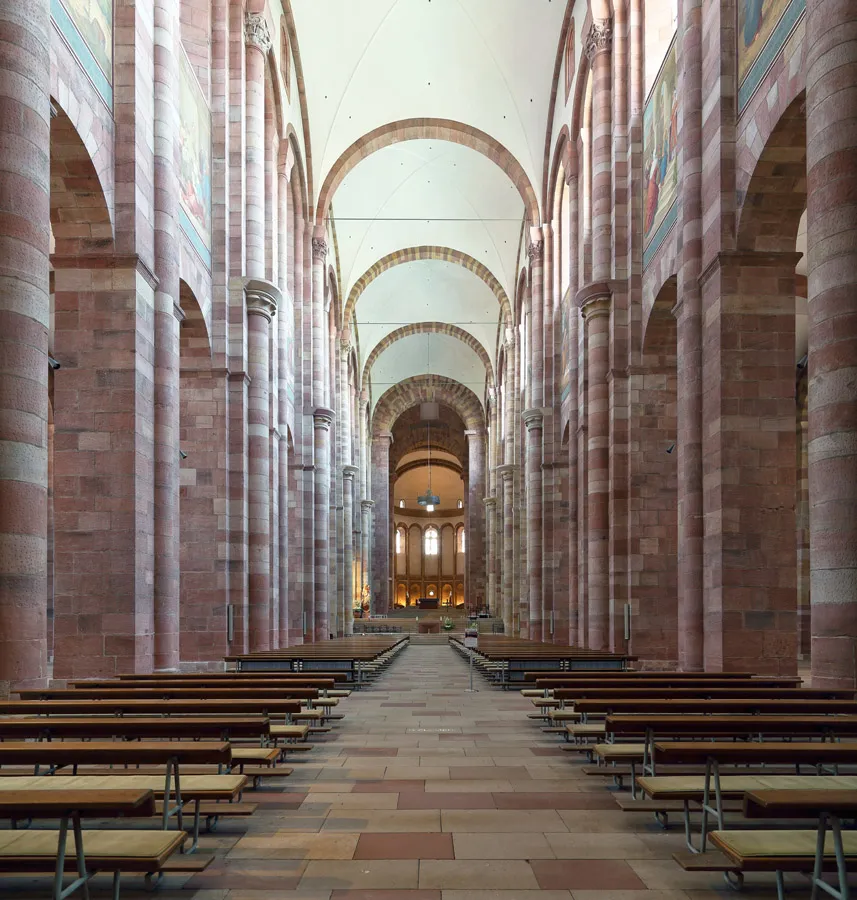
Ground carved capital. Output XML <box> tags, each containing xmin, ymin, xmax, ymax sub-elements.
<box><xmin>245</xmin><ymin>278</ymin><xmax>281</xmax><ymax>321</ymax></box>
<box><xmin>244</xmin><ymin>12</ymin><xmax>272</xmax><ymax>53</ymax></box>
<box><xmin>343</xmin><ymin>464</ymin><xmax>359</xmax><ymax>481</ymax></box>
<box><xmin>313</xmin><ymin>407</ymin><xmax>335</xmax><ymax>431</ymax></box>
<box><xmin>361</xmin><ymin>499</ymin><xmax>376</xmax><ymax>511</ymax></box>
<box><xmin>496</xmin><ymin>463</ymin><xmax>518</xmax><ymax>482</ymax></box>
<box><xmin>527</xmin><ymin>240</ymin><xmax>544</xmax><ymax>264</ymax></box>
<box><xmin>522</xmin><ymin>407</ymin><xmax>545</xmax><ymax>431</ymax></box>
<box><xmin>585</xmin><ymin>20</ymin><xmax>613</xmax><ymax>61</ymax></box>
<box><xmin>340</xmin><ymin>338</ymin><xmax>352</xmax><ymax>360</ymax></box>
<box><xmin>311</xmin><ymin>237</ymin><xmax>328</xmax><ymax>262</ymax></box>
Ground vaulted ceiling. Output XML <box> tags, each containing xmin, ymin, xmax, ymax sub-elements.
<box><xmin>291</xmin><ymin>0</ymin><xmax>568</xmax><ymax>406</ymax></box>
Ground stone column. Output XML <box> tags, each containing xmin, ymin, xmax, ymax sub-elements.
<box><xmin>246</xmin><ymin>283</ymin><xmax>278</xmax><ymax>650</ymax></box>
<box><xmin>498</xmin><ymin>465</ymin><xmax>517</xmax><ymax>635</ymax></box>
<box><xmin>587</xmin><ymin>19</ymin><xmax>613</xmax><ymax>282</ymax></box>
<box><xmin>371</xmin><ymin>433</ymin><xmax>393</xmax><ymax>615</ymax></box>
<box><xmin>361</xmin><ymin>499</ymin><xmax>374</xmax><ymax>611</ymax></box>
<box><xmin>525</xmin><ymin>236</ymin><xmax>545</xmax><ymax>640</ymax></box>
<box><xmin>343</xmin><ymin>465</ymin><xmax>358</xmax><ymax>634</ymax></box>
<box><xmin>309</xmin><ymin>230</ymin><xmax>331</xmax><ymax>640</ymax></box>
<box><xmin>484</xmin><ymin>496</ymin><xmax>497</xmax><ymax>616</ymax></box>
<box><xmin>578</xmin><ymin>285</ymin><xmax>612</xmax><ymax>649</ymax></box>
<box><xmin>313</xmin><ymin>408</ymin><xmax>334</xmax><ymax>640</ymax></box>
<box><xmin>244</xmin><ymin>12</ymin><xmax>270</xmax><ymax>279</ymax></box>
<box><xmin>806</xmin><ymin>0</ymin><xmax>857</xmax><ymax>688</ymax></box>
<box><xmin>523</xmin><ymin>409</ymin><xmax>544</xmax><ymax>640</ymax></box>
<box><xmin>465</xmin><ymin>430</ymin><xmax>486</xmax><ymax>613</ymax></box>
<box><xmin>277</xmin><ymin>154</ymin><xmax>292</xmax><ymax>648</ymax></box>
<box><xmin>0</xmin><ymin>0</ymin><xmax>50</xmax><ymax>691</ymax></box>
<box><xmin>152</xmin><ymin>0</ymin><xmax>182</xmax><ymax>671</ymax></box>
<box><xmin>675</xmin><ymin>0</ymin><xmax>704</xmax><ymax>671</ymax></box>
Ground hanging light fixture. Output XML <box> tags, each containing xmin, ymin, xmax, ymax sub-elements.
<box><xmin>417</xmin><ymin>336</ymin><xmax>440</xmax><ymax>512</ymax></box>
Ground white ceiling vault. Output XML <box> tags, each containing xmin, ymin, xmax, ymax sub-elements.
<box><xmin>291</xmin><ymin>0</ymin><xmax>569</xmax><ymax>404</ymax></box>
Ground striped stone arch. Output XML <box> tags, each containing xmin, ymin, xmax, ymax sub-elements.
<box><xmin>361</xmin><ymin>322</ymin><xmax>494</xmax><ymax>393</ymax></box>
<box><xmin>316</xmin><ymin>118</ymin><xmax>540</xmax><ymax>225</ymax></box>
<box><xmin>343</xmin><ymin>246</ymin><xmax>513</xmax><ymax>330</ymax></box>
<box><xmin>372</xmin><ymin>375</ymin><xmax>485</xmax><ymax>435</ymax></box>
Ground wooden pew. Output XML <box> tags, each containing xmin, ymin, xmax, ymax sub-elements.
<box><xmin>0</xmin><ymin>716</ymin><xmax>272</xmax><ymax>742</ymax></box>
<box><xmin>0</xmin><ymin>774</ymin><xmax>248</xmax><ymax>853</ymax></box>
<box><xmin>116</xmin><ymin>671</ymin><xmax>350</xmax><ymax>683</ymax></box>
<box><xmin>0</xmin><ymin>788</ymin><xmax>198</xmax><ymax>900</ymax></box>
<box><xmin>524</xmin><ymin>670</ymin><xmax>763</xmax><ymax>681</ymax></box>
<box><xmin>705</xmin><ymin>789</ymin><xmax>857</xmax><ymax>900</ymax></box>
<box><xmin>572</xmin><ymin>697</ymin><xmax>857</xmax><ymax>721</ymax></box>
<box><xmin>0</xmin><ymin>699</ymin><xmax>302</xmax><ymax>719</ymax></box>
<box><xmin>22</xmin><ymin>687</ymin><xmax>321</xmax><ymax>702</ymax></box>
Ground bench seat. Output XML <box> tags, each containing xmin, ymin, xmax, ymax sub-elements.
<box><xmin>637</xmin><ymin>774</ymin><xmax>857</xmax><ymax>800</ymax></box>
<box><xmin>0</xmin><ymin>774</ymin><xmax>247</xmax><ymax>800</ymax></box>
<box><xmin>270</xmin><ymin>724</ymin><xmax>310</xmax><ymax>740</ymax></box>
<box><xmin>0</xmin><ymin>828</ymin><xmax>187</xmax><ymax>871</ymax></box>
<box><xmin>710</xmin><ymin>829</ymin><xmax>857</xmax><ymax>871</ymax></box>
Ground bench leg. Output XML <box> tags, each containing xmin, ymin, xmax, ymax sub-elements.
<box><xmin>112</xmin><ymin>871</ymin><xmax>121</xmax><ymax>900</ymax></box>
<box><xmin>54</xmin><ymin>812</ymin><xmax>92</xmax><ymax>900</ymax></box>
<box><xmin>811</xmin><ymin>812</ymin><xmax>849</xmax><ymax>900</ymax></box>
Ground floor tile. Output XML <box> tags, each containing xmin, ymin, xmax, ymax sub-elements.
<box><xmin>441</xmin><ymin>809</ymin><xmax>567</xmax><ymax>833</ymax></box>
<box><xmin>419</xmin><ymin>860</ymin><xmax>539</xmax><ymax>890</ymax></box>
<box><xmin>530</xmin><ymin>860</ymin><xmax>648</xmax><ymax>891</ymax></box>
<box><xmin>300</xmin><ymin>860</ymin><xmax>419</xmax><ymax>890</ymax></box>
<box><xmin>354</xmin><ymin>833</ymin><xmax>454</xmax><ymax>859</ymax></box>
<box><xmin>451</xmin><ymin>831</ymin><xmax>556</xmax><ymax>859</ymax></box>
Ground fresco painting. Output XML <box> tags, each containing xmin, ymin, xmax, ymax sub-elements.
<box><xmin>179</xmin><ymin>50</ymin><xmax>212</xmax><ymax>261</ymax></box>
<box><xmin>60</xmin><ymin>0</ymin><xmax>112</xmax><ymax>81</ymax></box>
<box><xmin>739</xmin><ymin>0</ymin><xmax>793</xmax><ymax>84</ymax></box>
<box><xmin>642</xmin><ymin>35</ymin><xmax>678</xmax><ymax>253</ymax></box>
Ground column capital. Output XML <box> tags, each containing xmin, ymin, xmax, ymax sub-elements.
<box><xmin>527</xmin><ymin>235</ymin><xmax>544</xmax><ymax>264</ymax></box>
<box><xmin>244</xmin><ymin>12</ymin><xmax>272</xmax><ymax>53</ymax></box>
<box><xmin>585</xmin><ymin>19</ymin><xmax>613</xmax><ymax>61</ymax></box>
<box><xmin>522</xmin><ymin>407</ymin><xmax>545</xmax><ymax>430</ymax></box>
<box><xmin>504</xmin><ymin>327</ymin><xmax>516</xmax><ymax>350</ymax></box>
<box><xmin>497</xmin><ymin>464</ymin><xmax>518</xmax><ymax>481</ymax></box>
<box><xmin>373</xmin><ymin>430</ymin><xmax>393</xmax><ymax>445</ymax></box>
<box><xmin>313</xmin><ymin>407</ymin><xmax>335</xmax><ymax>430</ymax></box>
<box><xmin>311</xmin><ymin>224</ymin><xmax>328</xmax><ymax>262</ymax></box>
<box><xmin>361</xmin><ymin>499</ymin><xmax>376</xmax><ymax>511</ymax></box>
<box><xmin>343</xmin><ymin>464</ymin><xmax>359</xmax><ymax>481</ymax></box>
<box><xmin>483</xmin><ymin>496</ymin><xmax>497</xmax><ymax>508</ymax></box>
<box><xmin>340</xmin><ymin>338</ymin><xmax>352</xmax><ymax>360</ymax></box>
<box><xmin>464</xmin><ymin>429</ymin><xmax>486</xmax><ymax>441</ymax></box>
<box><xmin>245</xmin><ymin>277</ymin><xmax>281</xmax><ymax>321</ymax></box>
<box><xmin>576</xmin><ymin>281</ymin><xmax>612</xmax><ymax>318</ymax></box>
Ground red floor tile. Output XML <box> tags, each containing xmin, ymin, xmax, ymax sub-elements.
<box><xmin>530</xmin><ymin>859</ymin><xmax>647</xmax><ymax>890</ymax></box>
<box><xmin>354</xmin><ymin>832</ymin><xmax>454</xmax><ymax>860</ymax></box>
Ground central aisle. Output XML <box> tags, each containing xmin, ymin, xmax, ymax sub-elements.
<box><xmin>182</xmin><ymin>644</ymin><xmax>750</xmax><ymax>898</ymax></box>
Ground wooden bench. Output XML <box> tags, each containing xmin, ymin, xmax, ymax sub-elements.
<box><xmin>707</xmin><ymin>789</ymin><xmax>857</xmax><ymax>900</ymax></box>
<box><xmin>636</xmin><ymin>773</ymin><xmax>857</xmax><ymax>855</ymax></box>
<box><xmin>0</xmin><ymin>699</ymin><xmax>302</xmax><ymax>719</ymax></box>
<box><xmin>574</xmin><ymin>698</ymin><xmax>857</xmax><ymax>722</ymax></box>
<box><xmin>0</xmin><ymin>773</ymin><xmax>248</xmax><ymax>853</ymax></box>
<box><xmin>20</xmin><ymin>687</ymin><xmax>321</xmax><ymax>702</ymax></box>
<box><xmin>0</xmin><ymin>716</ymin><xmax>272</xmax><ymax>742</ymax></box>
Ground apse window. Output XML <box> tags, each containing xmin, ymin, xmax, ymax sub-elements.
<box><xmin>424</xmin><ymin>526</ymin><xmax>439</xmax><ymax>556</ymax></box>
<box><xmin>395</xmin><ymin>527</ymin><xmax>405</xmax><ymax>554</ymax></box>
<box><xmin>457</xmin><ymin>528</ymin><xmax>465</xmax><ymax>553</ymax></box>
<box><xmin>457</xmin><ymin>499</ymin><xmax>463</xmax><ymax>509</ymax></box>
<box><xmin>399</xmin><ymin>499</ymin><xmax>405</xmax><ymax>508</ymax></box>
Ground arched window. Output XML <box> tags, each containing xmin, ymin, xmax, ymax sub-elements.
<box><xmin>399</xmin><ymin>499</ymin><xmax>405</xmax><ymax>508</ymax></box>
<box><xmin>457</xmin><ymin>527</ymin><xmax>466</xmax><ymax>554</ymax></box>
<box><xmin>457</xmin><ymin>499</ymin><xmax>463</xmax><ymax>509</ymax></box>
<box><xmin>395</xmin><ymin>526</ymin><xmax>406</xmax><ymax>554</ymax></box>
<box><xmin>424</xmin><ymin>526</ymin><xmax>439</xmax><ymax>556</ymax></box>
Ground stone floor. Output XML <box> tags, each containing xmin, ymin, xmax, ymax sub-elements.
<box><xmin>1</xmin><ymin>645</ymin><xmax>812</xmax><ymax>898</ymax></box>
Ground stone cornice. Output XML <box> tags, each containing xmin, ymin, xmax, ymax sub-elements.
<box><xmin>697</xmin><ymin>250</ymin><xmax>805</xmax><ymax>289</ymax></box>
<box><xmin>50</xmin><ymin>253</ymin><xmax>159</xmax><ymax>291</ymax></box>
<box><xmin>244</xmin><ymin>12</ymin><xmax>272</xmax><ymax>52</ymax></box>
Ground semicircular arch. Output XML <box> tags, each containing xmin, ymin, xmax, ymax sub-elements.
<box><xmin>317</xmin><ymin>119</ymin><xmax>539</xmax><ymax>225</ymax></box>
<box><xmin>372</xmin><ymin>375</ymin><xmax>485</xmax><ymax>435</ymax></box>
<box><xmin>362</xmin><ymin>323</ymin><xmax>494</xmax><ymax>393</ymax></box>
<box><xmin>344</xmin><ymin>246</ymin><xmax>513</xmax><ymax>331</ymax></box>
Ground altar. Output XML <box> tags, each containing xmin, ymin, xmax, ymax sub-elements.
<box><xmin>417</xmin><ymin>597</ymin><xmax>439</xmax><ymax>610</ymax></box>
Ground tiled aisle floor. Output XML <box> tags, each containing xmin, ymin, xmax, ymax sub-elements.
<box><xmin>2</xmin><ymin>645</ymin><xmax>799</xmax><ymax>898</ymax></box>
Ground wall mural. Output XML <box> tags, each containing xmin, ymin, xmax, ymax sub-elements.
<box><xmin>642</xmin><ymin>34</ymin><xmax>678</xmax><ymax>268</ymax></box>
<box><xmin>52</xmin><ymin>0</ymin><xmax>113</xmax><ymax>106</ymax></box>
<box><xmin>738</xmin><ymin>0</ymin><xmax>806</xmax><ymax>111</ymax></box>
<box><xmin>179</xmin><ymin>49</ymin><xmax>212</xmax><ymax>268</ymax></box>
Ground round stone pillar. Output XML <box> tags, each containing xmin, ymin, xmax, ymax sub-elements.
<box><xmin>244</xmin><ymin>12</ymin><xmax>271</xmax><ymax>278</ymax></box>
<box><xmin>578</xmin><ymin>285</ymin><xmax>612</xmax><ymax>650</ymax></box>
<box><xmin>465</xmin><ymin>430</ymin><xmax>487</xmax><ymax>614</ymax></box>
<box><xmin>483</xmin><ymin>496</ymin><xmax>497</xmax><ymax>616</ymax></box>
<box><xmin>523</xmin><ymin>410</ymin><xmax>544</xmax><ymax>640</ymax></box>
<box><xmin>370</xmin><ymin>433</ymin><xmax>393</xmax><ymax>615</ymax></box>
<box><xmin>806</xmin><ymin>0</ymin><xmax>857</xmax><ymax>688</ymax></box>
<box><xmin>153</xmin><ymin>0</ymin><xmax>182</xmax><ymax>671</ymax></box>
<box><xmin>360</xmin><ymin>499</ymin><xmax>374</xmax><ymax>612</ymax></box>
<box><xmin>0</xmin><ymin>0</ymin><xmax>50</xmax><ymax>692</ymax></box>
<box><xmin>498</xmin><ymin>464</ymin><xmax>517</xmax><ymax>636</ymax></box>
<box><xmin>586</xmin><ymin>20</ymin><xmax>613</xmax><ymax>282</ymax></box>
<box><xmin>313</xmin><ymin>408</ymin><xmax>334</xmax><ymax>640</ymax></box>
<box><xmin>247</xmin><ymin>283</ymin><xmax>278</xmax><ymax>651</ymax></box>
<box><xmin>342</xmin><ymin>465</ymin><xmax>358</xmax><ymax>634</ymax></box>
